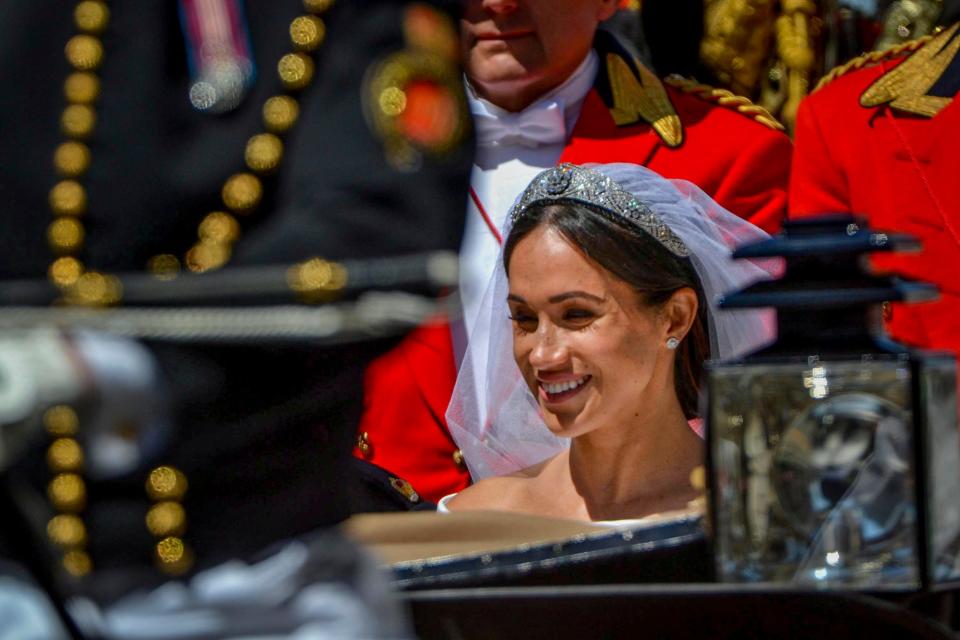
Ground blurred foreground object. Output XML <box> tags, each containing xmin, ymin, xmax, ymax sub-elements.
<box><xmin>707</xmin><ymin>216</ymin><xmax>960</xmax><ymax>589</ymax></box>
<box><xmin>0</xmin><ymin>0</ymin><xmax>472</xmax><ymax>630</ymax></box>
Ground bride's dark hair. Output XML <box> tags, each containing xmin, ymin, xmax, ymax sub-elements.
<box><xmin>503</xmin><ymin>202</ymin><xmax>710</xmax><ymax>419</ymax></box>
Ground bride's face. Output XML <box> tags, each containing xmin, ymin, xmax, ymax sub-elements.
<box><xmin>507</xmin><ymin>225</ymin><xmax>673</xmax><ymax>438</ymax></box>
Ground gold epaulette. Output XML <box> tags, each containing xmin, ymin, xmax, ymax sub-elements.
<box><xmin>663</xmin><ymin>75</ymin><xmax>785</xmax><ymax>131</ymax></box>
<box><xmin>813</xmin><ymin>35</ymin><xmax>933</xmax><ymax>92</ymax></box>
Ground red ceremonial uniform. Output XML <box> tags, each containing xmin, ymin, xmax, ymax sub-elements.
<box><xmin>357</xmin><ymin>37</ymin><xmax>792</xmax><ymax>503</ymax></box>
<box><xmin>789</xmin><ymin>26</ymin><xmax>960</xmax><ymax>362</ymax></box>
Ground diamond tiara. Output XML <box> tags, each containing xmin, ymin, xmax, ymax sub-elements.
<box><xmin>507</xmin><ymin>164</ymin><xmax>690</xmax><ymax>257</ymax></box>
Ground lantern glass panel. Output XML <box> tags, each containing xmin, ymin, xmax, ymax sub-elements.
<box><xmin>709</xmin><ymin>356</ymin><xmax>920</xmax><ymax>589</ymax></box>
<box><xmin>921</xmin><ymin>356</ymin><xmax>960</xmax><ymax>584</ymax></box>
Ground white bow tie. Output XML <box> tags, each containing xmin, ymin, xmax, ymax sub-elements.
<box><xmin>471</xmin><ymin>98</ymin><xmax>567</xmax><ymax>149</ymax></box>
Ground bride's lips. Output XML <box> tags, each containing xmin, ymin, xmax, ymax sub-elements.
<box><xmin>538</xmin><ymin>375</ymin><xmax>592</xmax><ymax>404</ymax></box>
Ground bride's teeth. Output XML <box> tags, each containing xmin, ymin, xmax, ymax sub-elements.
<box><xmin>543</xmin><ymin>377</ymin><xmax>587</xmax><ymax>395</ymax></box>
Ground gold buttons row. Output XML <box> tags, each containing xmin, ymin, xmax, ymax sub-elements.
<box><xmin>48</xmin><ymin>0</ymin><xmax>111</xmax><ymax>297</ymax></box>
<box><xmin>175</xmin><ymin>1</ymin><xmax>335</xmax><ymax>274</ymax></box>
<box><xmin>145</xmin><ymin>466</ymin><xmax>193</xmax><ymax>575</ymax></box>
<box><xmin>43</xmin><ymin>405</ymin><xmax>92</xmax><ymax>578</ymax></box>
<box><xmin>50</xmin><ymin>0</ymin><xmax>339</xmax><ymax>289</ymax></box>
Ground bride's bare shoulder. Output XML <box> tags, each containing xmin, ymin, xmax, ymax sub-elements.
<box><xmin>445</xmin><ymin>476</ymin><xmax>518</xmax><ymax>511</ymax></box>
<box><xmin>446</xmin><ymin>460</ymin><xmax>552</xmax><ymax>511</ymax></box>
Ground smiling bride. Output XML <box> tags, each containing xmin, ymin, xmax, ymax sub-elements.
<box><xmin>443</xmin><ymin>163</ymin><xmax>777</xmax><ymax>523</ymax></box>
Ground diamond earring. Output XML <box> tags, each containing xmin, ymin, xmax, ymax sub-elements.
<box><xmin>666</xmin><ymin>337</ymin><xmax>680</xmax><ymax>350</ymax></box>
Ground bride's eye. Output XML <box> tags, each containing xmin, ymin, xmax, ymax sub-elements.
<box><xmin>563</xmin><ymin>308</ymin><xmax>595</xmax><ymax>322</ymax></box>
<box><xmin>508</xmin><ymin>311</ymin><xmax>537</xmax><ymax>332</ymax></box>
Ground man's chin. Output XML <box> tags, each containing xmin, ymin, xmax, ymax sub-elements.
<box><xmin>465</xmin><ymin>46</ymin><xmax>546</xmax><ymax>82</ymax></box>
<box><xmin>469</xmin><ymin>64</ymin><xmax>533</xmax><ymax>87</ymax></box>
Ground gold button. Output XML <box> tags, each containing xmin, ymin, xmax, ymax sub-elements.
<box><xmin>147</xmin><ymin>254</ymin><xmax>181</xmax><ymax>280</ymax></box>
<box><xmin>49</xmin><ymin>256</ymin><xmax>85</xmax><ymax>287</ymax></box>
<box><xmin>48</xmin><ymin>473</ymin><xmax>86</xmax><ymax>512</ymax></box>
<box><xmin>65</xmin><ymin>271</ymin><xmax>122</xmax><ymax>306</ymax></box>
<box><xmin>452</xmin><ymin>449</ymin><xmax>466</xmax><ymax>469</ymax></box>
<box><xmin>198</xmin><ymin>212</ymin><xmax>240</xmax><ymax>244</ymax></box>
<box><xmin>244</xmin><ymin>133</ymin><xmax>284</xmax><ymax>174</ymax></box>
<box><xmin>47</xmin><ymin>218</ymin><xmax>85</xmax><ymax>254</ymax></box>
<box><xmin>278</xmin><ymin>53</ymin><xmax>314</xmax><ymax>90</ymax></box>
<box><xmin>221</xmin><ymin>172</ymin><xmax>262</xmax><ymax>214</ymax></box>
<box><xmin>185</xmin><ymin>241</ymin><xmax>231</xmax><ymax>273</ymax></box>
<box><xmin>146</xmin><ymin>501</ymin><xmax>187</xmax><ymax>537</ymax></box>
<box><xmin>64</xmin><ymin>72</ymin><xmax>100</xmax><ymax>104</ymax></box>
<box><xmin>379</xmin><ymin>86</ymin><xmax>407</xmax><ymax>117</ymax></box>
<box><xmin>303</xmin><ymin>0</ymin><xmax>334</xmax><ymax>13</ymax></box>
<box><xmin>53</xmin><ymin>141</ymin><xmax>91</xmax><ymax>177</ymax></box>
<box><xmin>47</xmin><ymin>514</ymin><xmax>87</xmax><ymax>548</ymax></box>
<box><xmin>155</xmin><ymin>537</ymin><xmax>193</xmax><ymax>574</ymax></box>
<box><xmin>689</xmin><ymin>465</ymin><xmax>706</xmax><ymax>491</ymax></box>
<box><xmin>146</xmin><ymin>466</ymin><xmax>188</xmax><ymax>501</ymax></box>
<box><xmin>262</xmin><ymin>95</ymin><xmax>300</xmax><ymax>133</ymax></box>
<box><xmin>47</xmin><ymin>438</ymin><xmax>84</xmax><ymax>473</ymax></box>
<box><xmin>356</xmin><ymin>431</ymin><xmax>372</xmax><ymax>458</ymax></box>
<box><xmin>61</xmin><ymin>104</ymin><xmax>96</xmax><ymax>139</ymax></box>
<box><xmin>65</xmin><ymin>35</ymin><xmax>104</xmax><ymax>71</ymax></box>
<box><xmin>49</xmin><ymin>180</ymin><xmax>87</xmax><ymax>216</ymax></box>
<box><xmin>62</xmin><ymin>550</ymin><xmax>93</xmax><ymax>577</ymax></box>
<box><xmin>287</xmin><ymin>257</ymin><xmax>347</xmax><ymax>299</ymax></box>
<box><xmin>290</xmin><ymin>15</ymin><xmax>326</xmax><ymax>51</ymax></box>
<box><xmin>44</xmin><ymin>405</ymin><xmax>79</xmax><ymax>437</ymax></box>
<box><xmin>74</xmin><ymin>1</ymin><xmax>110</xmax><ymax>34</ymax></box>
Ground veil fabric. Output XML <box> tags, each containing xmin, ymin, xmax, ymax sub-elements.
<box><xmin>446</xmin><ymin>163</ymin><xmax>780</xmax><ymax>481</ymax></box>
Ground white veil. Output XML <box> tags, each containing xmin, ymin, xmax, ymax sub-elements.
<box><xmin>446</xmin><ymin>163</ymin><xmax>780</xmax><ymax>481</ymax></box>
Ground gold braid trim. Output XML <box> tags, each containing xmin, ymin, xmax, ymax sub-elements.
<box><xmin>813</xmin><ymin>35</ymin><xmax>933</xmax><ymax>92</ymax></box>
<box><xmin>663</xmin><ymin>75</ymin><xmax>786</xmax><ymax>131</ymax></box>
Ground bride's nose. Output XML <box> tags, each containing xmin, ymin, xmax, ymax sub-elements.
<box><xmin>528</xmin><ymin>324</ymin><xmax>568</xmax><ymax>369</ymax></box>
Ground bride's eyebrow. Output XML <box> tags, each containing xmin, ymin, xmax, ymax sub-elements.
<box><xmin>506</xmin><ymin>291</ymin><xmax>606</xmax><ymax>304</ymax></box>
<box><xmin>548</xmin><ymin>291</ymin><xmax>605</xmax><ymax>304</ymax></box>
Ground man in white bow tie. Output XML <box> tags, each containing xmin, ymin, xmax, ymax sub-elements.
<box><xmin>460</xmin><ymin>0</ymin><xmax>610</xmax><ymax>330</ymax></box>
<box><xmin>356</xmin><ymin>0</ymin><xmax>793</xmax><ymax>502</ymax></box>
